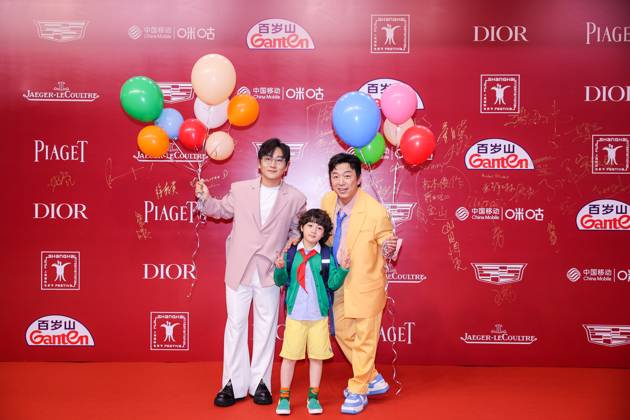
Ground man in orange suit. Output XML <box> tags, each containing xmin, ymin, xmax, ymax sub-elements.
<box><xmin>195</xmin><ymin>139</ymin><xmax>307</xmax><ymax>408</ymax></box>
<box><xmin>321</xmin><ymin>153</ymin><xmax>398</xmax><ymax>415</ymax></box>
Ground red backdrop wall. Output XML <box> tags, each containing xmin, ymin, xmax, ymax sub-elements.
<box><xmin>2</xmin><ymin>0</ymin><xmax>629</xmax><ymax>367</ymax></box>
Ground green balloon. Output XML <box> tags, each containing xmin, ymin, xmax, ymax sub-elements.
<box><xmin>120</xmin><ymin>76</ymin><xmax>164</xmax><ymax>122</ymax></box>
<box><xmin>355</xmin><ymin>133</ymin><xmax>386</xmax><ymax>165</ymax></box>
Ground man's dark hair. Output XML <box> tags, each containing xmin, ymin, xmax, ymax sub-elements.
<box><xmin>328</xmin><ymin>153</ymin><xmax>361</xmax><ymax>178</ymax></box>
<box><xmin>298</xmin><ymin>209</ymin><xmax>333</xmax><ymax>246</ymax></box>
<box><xmin>258</xmin><ymin>138</ymin><xmax>290</xmax><ymax>163</ymax></box>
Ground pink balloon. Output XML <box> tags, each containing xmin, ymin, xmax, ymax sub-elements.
<box><xmin>380</xmin><ymin>83</ymin><xmax>417</xmax><ymax>125</ymax></box>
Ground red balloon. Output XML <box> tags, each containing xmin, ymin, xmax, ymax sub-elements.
<box><xmin>178</xmin><ymin>118</ymin><xmax>207</xmax><ymax>151</ymax></box>
<box><xmin>399</xmin><ymin>125</ymin><xmax>436</xmax><ymax>165</ymax></box>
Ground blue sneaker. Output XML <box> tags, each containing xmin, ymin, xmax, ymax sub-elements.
<box><xmin>341</xmin><ymin>392</ymin><xmax>367</xmax><ymax>414</ymax></box>
<box><xmin>343</xmin><ymin>374</ymin><xmax>390</xmax><ymax>398</ymax></box>
<box><xmin>367</xmin><ymin>373</ymin><xmax>390</xmax><ymax>396</ymax></box>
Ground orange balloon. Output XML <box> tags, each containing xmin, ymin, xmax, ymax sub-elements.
<box><xmin>137</xmin><ymin>125</ymin><xmax>169</xmax><ymax>158</ymax></box>
<box><xmin>227</xmin><ymin>95</ymin><xmax>259</xmax><ymax>126</ymax></box>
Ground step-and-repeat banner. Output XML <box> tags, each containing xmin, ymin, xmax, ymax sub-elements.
<box><xmin>2</xmin><ymin>0</ymin><xmax>629</xmax><ymax>367</ymax></box>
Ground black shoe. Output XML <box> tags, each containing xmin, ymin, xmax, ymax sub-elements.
<box><xmin>214</xmin><ymin>381</ymin><xmax>243</xmax><ymax>407</ymax></box>
<box><xmin>252</xmin><ymin>380</ymin><xmax>272</xmax><ymax>405</ymax></box>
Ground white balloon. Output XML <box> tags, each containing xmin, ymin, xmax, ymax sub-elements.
<box><xmin>194</xmin><ymin>97</ymin><xmax>229</xmax><ymax>129</ymax></box>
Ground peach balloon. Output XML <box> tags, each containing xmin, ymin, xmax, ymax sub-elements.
<box><xmin>205</xmin><ymin>131</ymin><xmax>235</xmax><ymax>161</ymax></box>
<box><xmin>191</xmin><ymin>54</ymin><xmax>236</xmax><ymax>105</ymax></box>
<box><xmin>383</xmin><ymin>118</ymin><xmax>414</xmax><ymax>147</ymax></box>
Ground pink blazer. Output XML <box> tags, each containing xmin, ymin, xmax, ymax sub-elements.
<box><xmin>201</xmin><ymin>178</ymin><xmax>306</xmax><ymax>290</ymax></box>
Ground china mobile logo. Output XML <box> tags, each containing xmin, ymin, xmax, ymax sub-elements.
<box><xmin>465</xmin><ymin>139</ymin><xmax>534</xmax><ymax>170</ymax></box>
<box><xmin>591</xmin><ymin>135</ymin><xmax>630</xmax><ymax>174</ymax></box>
<box><xmin>460</xmin><ymin>324</ymin><xmax>537</xmax><ymax>345</ymax></box>
<box><xmin>150</xmin><ymin>312</ymin><xmax>189</xmax><ymax>350</ymax></box>
<box><xmin>35</xmin><ymin>20</ymin><xmax>88</xmax><ymax>42</ymax></box>
<box><xmin>157</xmin><ymin>82</ymin><xmax>195</xmax><ymax>103</ymax></box>
<box><xmin>239</xmin><ymin>85</ymin><xmax>324</xmax><ymax>101</ymax></box>
<box><xmin>247</xmin><ymin>19</ymin><xmax>314</xmax><ymax>50</ymax></box>
<box><xmin>358</xmin><ymin>78</ymin><xmax>424</xmax><ymax>109</ymax></box>
<box><xmin>480</xmin><ymin>74</ymin><xmax>520</xmax><ymax>114</ymax></box>
<box><xmin>23</xmin><ymin>81</ymin><xmax>99</xmax><ymax>102</ymax></box>
<box><xmin>380</xmin><ymin>321</ymin><xmax>415</xmax><ymax>344</ymax></box>
<box><xmin>471</xmin><ymin>263</ymin><xmax>527</xmax><ymax>285</ymax></box>
<box><xmin>455</xmin><ymin>206</ymin><xmax>544</xmax><ymax>222</ymax></box>
<box><xmin>371</xmin><ymin>15</ymin><xmax>410</xmax><ymax>53</ymax></box>
<box><xmin>41</xmin><ymin>251</ymin><xmax>80</xmax><ymax>290</ymax></box>
<box><xmin>128</xmin><ymin>25</ymin><xmax>215</xmax><ymax>41</ymax></box>
<box><xmin>583</xmin><ymin>324</ymin><xmax>630</xmax><ymax>347</ymax></box>
<box><xmin>134</xmin><ymin>142</ymin><xmax>205</xmax><ymax>163</ymax></box>
<box><xmin>252</xmin><ymin>142</ymin><xmax>306</xmax><ymax>160</ymax></box>
<box><xmin>26</xmin><ymin>315</ymin><xmax>94</xmax><ymax>346</ymax></box>
<box><xmin>567</xmin><ymin>267</ymin><xmax>630</xmax><ymax>283</ymax></box>
<box><xmin>576</xmin><ymin>199</ymin><xmax>630</xmax><ymax>231</ymax></box>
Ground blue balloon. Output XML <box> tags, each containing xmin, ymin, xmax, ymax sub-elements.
<box><xmin>155</xmin><ymin>108</ymin><xmax>184</xmax><ymax>140</ymax></box>
<box><xmin>332</xmin><ymin>91</ymin><xmax>381</xmax><ymax>148</ymax></box>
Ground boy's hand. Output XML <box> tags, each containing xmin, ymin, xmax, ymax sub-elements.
<box><xmin>195</xmin><ymin>180</ymin><xmax>209</xmax><ymax>201</ymax></box>
<box><xmin>339</xmin><ymin>248</ymin><xmax>351</xmax><ymax>270</ymax></box>
<box><xmin>275</xmin><ymin>252</ymin><xmax>285</xmax><ymax>269</ymax></box>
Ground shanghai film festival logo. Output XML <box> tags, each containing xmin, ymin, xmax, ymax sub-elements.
<box><xmin>480</xmin><ymin>74</ymin><xmax>520</xmax><ymax>114</ymax></box>
<box><xmin>592</xmin><ymin>135</ymin><xmax>630</xmax><ymax>174</ymax></box>
<box><xmin>150</xmin><ymin>312</ymin><xmax>189</xmax><ymax>351</ymax></box>
<box><xmin>371</xmin><ymin>15</ymin><xmax>410</xmax><ymax>54</ymax></box>
<box><xmin>41</xmin><ymin>251</ymin><xmax>80</xmax><ymax>290</ymax></box>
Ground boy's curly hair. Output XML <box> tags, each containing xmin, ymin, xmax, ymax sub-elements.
<box><xmin>298</xmin><ymin>209</ymin><xmax>333</xmax><ymax>246</ymax></box>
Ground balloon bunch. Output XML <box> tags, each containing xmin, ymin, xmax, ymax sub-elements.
<box><xmin>119</xmin><ymin>54</ymin><xmax>260</xmax><ymax>166</ymax></box>
<box><xmin>120</xmin><ymin>54</ymin><xmax>261</xmax><ymax>302</ymax></box>
<box><xmin>332</xmin><ymin>83</ymin><xmax>436</xmax><ymax>167</ymax></box>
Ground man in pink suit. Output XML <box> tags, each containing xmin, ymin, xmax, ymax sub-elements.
<box><xmin>195</xmin><ymin>139</ymin><xmax>307</xmax><ymax>407</ymax></box>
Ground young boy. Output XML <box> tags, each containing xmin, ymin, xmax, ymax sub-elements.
<box><xmin>274</xmin><ymin>209</ymin><xmax>351</xmax><ymax>415</ymax></box>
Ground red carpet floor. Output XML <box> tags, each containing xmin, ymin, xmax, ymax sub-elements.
<box><xmin>1</xmin><ymin>362</ymin><xmax>628</xmax><ymax>420</ymax></box>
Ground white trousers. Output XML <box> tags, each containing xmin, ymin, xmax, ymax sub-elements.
<box><xmin>222</xmin><ymin>274</ymin><xmax>280</xmax><ymax>398</ymax></box>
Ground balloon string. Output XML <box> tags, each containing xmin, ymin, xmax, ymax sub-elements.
<box><xmin>186</xmin><ymin>135</ymin><xmax>210</xmax><ymax>301</ymax></box>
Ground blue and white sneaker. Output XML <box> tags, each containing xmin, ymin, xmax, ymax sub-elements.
<box><xmin>341</xmin><ymin>392</ymin><xmax>368</xmax><ymax>414</ymax></box>
<box><xmin>367</xmin><ymin>373</ymin><xmax>390</xmax><ymax>396</ymax></box>
<box><xmin>343</xmin><ymin>374</ymin><xmax>390</xmax><ymax>398</ymax></box>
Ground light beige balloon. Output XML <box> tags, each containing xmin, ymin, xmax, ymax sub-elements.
<box><xmin>205</xmin><ymin>131</ymin><xmax>235</xmax><ymax>161</ymax></box>
<box><xmin>191</xmin><ymin>54</ymin><xmax>236</xmax><ymax>105</ymax></box>
<box><xmin>383</xmin><ymin>118</ymin><xmax>414</xmax><ymax>147</ymax></box>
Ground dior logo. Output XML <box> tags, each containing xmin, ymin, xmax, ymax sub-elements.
<box><xmin>585</xmin><ymin>86</ymin><xmax>630</xmax><ymax>102</ymax></box>
<box><xmin>34</xmin><ymin>203</ymin><xmax>88</xmax><ymax>220</ymax></box>
<box><xmin>143</xmin><ymin>264</ymin><xmax>196</xmax><ymax>280</ymax></box>
<box><xmin>474</xmin><ymin>26</ymin><xmax>528</xmax><ymax>42</ymax></box>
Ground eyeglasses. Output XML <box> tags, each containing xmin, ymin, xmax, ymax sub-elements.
<box><xmin>261</xmin><ymin>156</ymin><xmax>286</xmax><ymax>165</ymax></box>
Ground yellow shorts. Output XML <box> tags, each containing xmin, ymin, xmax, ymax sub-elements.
<box><xmin>280</xmin><ymin>317</ymin><xmax>334</xmax><ymax>360</ymax></box>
